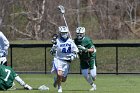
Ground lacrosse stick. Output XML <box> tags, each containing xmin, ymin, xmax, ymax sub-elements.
<box><xmin>0</xmin><ymin>17</ymin><xmax>2</xmax><ymax>26</ymax></box>
<box><xmin>58</xmin><ymin>5</ymin><xmax>72</xmax><ymax>39</ymax></box>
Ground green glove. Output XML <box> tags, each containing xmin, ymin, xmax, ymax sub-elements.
<box><xmin>78</xmin><ymin>45</ymin><xmax>88</xmax><ymax>52</ymax></box>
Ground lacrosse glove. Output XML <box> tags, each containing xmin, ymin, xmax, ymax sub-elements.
<box><xmin>78</xmin><ymin>45</ymin><xmax>88</xmax><ymax>52</ymax></box>
<box><xmin>66</xmin><ymin>54</ymin><xmax>76</xmax><ymax>62</ymax></box>
<box><xmin>50</xmin><ymin>45</ymin><xmax>57</xmax><ymax>56</ymax></box>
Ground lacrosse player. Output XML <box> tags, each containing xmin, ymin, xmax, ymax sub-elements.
<box><xmin>0</xmin><ymin>57</ymin><xmax>32</xmax><ymax>90</ymax></box>
<box><xmin>74</xmin><ymin>27</ymin><xmax>97</xmax><ymax>91</ymax></box>
<box><xmin>0</xmin><ymin>31</ymin><xmax>9</xmax><ymax>66</ymax></box>
<box><xmin>51</xmin><ymin>26</ymin><xmax>79</xmax><ymax>93</ymax></box>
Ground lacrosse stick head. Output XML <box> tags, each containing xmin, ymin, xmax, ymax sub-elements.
<box><xmin>58</xmin><ymin>5</ymin><xmax>65</xmax><ymax>14</ymax></box>
<box><xmin>38</xmin><ymin>85</ymin><xmax>49</xmax><ymax>91</ymax></box>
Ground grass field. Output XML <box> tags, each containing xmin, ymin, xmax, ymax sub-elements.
<box><xmin>2</xmin><ymin>74</ymin><xmax>140</xmax><ymax>93</ymax></box>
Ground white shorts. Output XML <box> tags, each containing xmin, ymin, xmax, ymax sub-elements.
<box><xmin>51</xmin><ymin>57</ymin><xmax>70</xmax><ymax>77</ymax></box>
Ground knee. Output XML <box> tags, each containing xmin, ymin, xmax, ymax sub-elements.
<box><xmin>57</xmin><ymin>70</ymin><xmax>63</xmax><ymax>77</ymax></box>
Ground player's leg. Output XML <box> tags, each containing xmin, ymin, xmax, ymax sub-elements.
<box><xmin>89</xmin><ymin>68</ymin><xmax>96</xmax><ymax>91</ymax></box>
<box><xmin>90</xmin><ymin>64</ymin><xmax>97</xmax><ymax>81</ymax></box>
<box><xmin>57</xmin><ymin>70</ymin><xmax>63</xmax><ymax>93</ymax></box>
<box><xmin>62</xmin><ymin>76</ymin><xmax>67</xmax><ymax>82</ymax></box>
<box><xmin>62</xmin><ymin>62</ymin><xmax>69</xmax><ymax>82</ymax></box>
<box><xmin>81</xmin><ymin>69</ymin><xmax>93</xmax><ymax>85</ymax></box>
<box><xmin>51</xmin><ymin>57</ymin><xmax>59</xmax><ymax>88</ymax></box>
<box><xmin>89</xmin><ymin>59</ymin><xmax>97</xmax><ymax>91</ymax></box>
<box><xmin>53</xmin><ymin>59</ymin><xmax>65</xmax><ymax>92</ymax></box>
<box><xmin>51</xmin><ymin>58</ymin><xmax>58</xmax><ymax>88</ymax></box>
<box><xmin>15</xmin><ymin>75</ymin><xmax>32</xmax><ymax>90</ymax></box>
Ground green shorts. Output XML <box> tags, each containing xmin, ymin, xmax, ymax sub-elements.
<box><xmin>80</xmin><ymin>58</ymin><xmax>95</xmax><ymax>69</ymax></box>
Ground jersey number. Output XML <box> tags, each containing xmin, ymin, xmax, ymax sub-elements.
<box><xmin>62</xmin><ymin>47</ymin><xmax>71</xmax><ymax>53</ymax></box>
<box><xmin>4</xmin><ymin>69</ymin><xmax>11</xmax><ymax>81</ymax></box>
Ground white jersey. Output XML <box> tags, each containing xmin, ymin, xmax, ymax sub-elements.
<box><xmin>55</xmin><ymin>38</ymin><xmax>78</xmax><ymax>61</ymax></box>
<box><xmin>0</xmin><ymin>31</ymin><xmax>9</xmax><ymax>55</ymax></box>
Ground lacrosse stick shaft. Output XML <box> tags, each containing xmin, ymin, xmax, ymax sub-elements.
<box><xmin>62</xmin><ymin>14</ymin><xmax>72</xmax><ymax>39</ymax></box>
<box><xmin>58</xmin><ymin>5</ymin><xmax>72</xmax><ymax>39</ymax></box>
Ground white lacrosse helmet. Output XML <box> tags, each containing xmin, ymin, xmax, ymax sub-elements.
<box><xmin>76</xmin><ymin>27</ymin><xmax>85</xmax><ymax>40</ymax></box>
<box><xmin>0</xmin><ymin>57</ymin><xmax>7</xmax><ymax>65</ymax></box>
<box><xmin>59</xmin><ymin>26</ymin><xmax>69</xmax><ymax>33</ymax></box>
<box><xmin>59</xmin><ymin>26</ymin><xmax>69</xmax><ymax>40</ymax></box>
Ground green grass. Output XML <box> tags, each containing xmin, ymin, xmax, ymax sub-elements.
<box><xmin>3</xmin><ymin>74</ymin><xmax>140</xmax><ymax>93</ymax></box>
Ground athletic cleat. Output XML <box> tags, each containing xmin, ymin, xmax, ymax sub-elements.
<box><xmin>58</xmin><ymin>86</ymin><xmax>62</xmax><ymax>93</ymax></box>
<box><xmin>53</xmin><ymin>77</ymin><xmax>57</xmax><ymax>88</ymax></box>
<box><xmin>24</xmin><ymin>84</ymin><xmax>32</xmax><ymax>90</ymax></box>
<box><xmin>90</xmin><ymin>84</ymin><xmax>96</xmax><ymax>91</ymax></box>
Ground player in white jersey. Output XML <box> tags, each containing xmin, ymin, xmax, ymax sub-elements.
<box><xmin>0</xmin><ymin>31</ymin><xmax>9</xmax><ymax>66</ymax></box>
<box><xmin>51</xmin><ymin>26</ymin><xmax>78</xmax><ymax>93</ymax></box>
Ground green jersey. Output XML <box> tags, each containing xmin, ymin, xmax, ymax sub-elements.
<box><xmin>0</xmin><ymin>65</ymin><xmax>17</xmax><ymax>90</ymax></box>
<box><xmin>74</xmin><ymin>36</ymin><xmax>96</xmax><ymax>69</ymax></box>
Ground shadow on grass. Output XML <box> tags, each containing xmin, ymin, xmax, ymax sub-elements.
<box><xmin>9</xmin><ymin>88</ymin><xmax>39</xmax><ymax>90</ymax></box>
<box><xmin>63</xmin><ymin>89</ymin><xmax>89</xmax><ymax>91</ymax></box>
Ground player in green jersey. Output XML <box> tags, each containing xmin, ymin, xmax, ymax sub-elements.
<box><xmin>0</xmin><ymin>57</ymin><xmax>32</xmax><ymax>90</ymax></box>
<box><xmin>74</xmin><ymin>27</ymin><xmax>97</xmax><ymax>91</ymax></box>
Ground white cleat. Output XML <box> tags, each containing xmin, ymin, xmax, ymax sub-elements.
<box><xmin>24</xmin><ymin>84</ymin><xmax>32</xmax><ymax>90</ymax></box>
<box><xmin>58</xmin><ymin>86</ymin><xmax>62</xmax><ymax>93</ymax></box>
<box><xmin>90</xmin><ymin>84</ymin><xmax>96</xmax><ymax>91</ymax></box>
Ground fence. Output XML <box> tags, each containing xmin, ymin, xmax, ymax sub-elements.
<box><xmin>9</xmin><ymin>43</ymin><xmax>140</xmax><ymax>74</ymax></box>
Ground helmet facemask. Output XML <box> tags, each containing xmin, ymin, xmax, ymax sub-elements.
<box><xmin>60</xmin><ymin>32</ymin><xmax>68</xmax><ymax>39</ymax></box>
<box><xmin>76</xmin><ymin>33</ymin><xmax>85</xmax><ymax>40</ymax></box>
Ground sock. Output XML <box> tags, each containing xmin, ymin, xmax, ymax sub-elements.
<box><xmin>91</xmin><ymin>83</ymin><xmax>96</xmax><ymax>87</ymax></box>
<box><xmin>15</xmin><ymin>76</ymin><xmax>26</xmax><ymax>86</ymax></box>
<box><xmin>84</xmin><ymin>75</ymin><xmax>93</xmax><ymax>85</ymax></box>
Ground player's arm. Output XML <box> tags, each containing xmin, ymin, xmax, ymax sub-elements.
<box><xmin>87</xmin><ymin>47</ymin><xmax>94</xmax><ymax>53</ymax></box>
<box><xmin>87</xmin><ymin>45</ymin><xmax>96</xmax><ymax>53</ymax></box>
<box><xmin>78</xmin><ymin>43</ymin><xmax>96</xmax><ymax>53</ymax></box>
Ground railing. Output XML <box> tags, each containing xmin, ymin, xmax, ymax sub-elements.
<box><xmin>9</xmin><ymin>43</ymin><xmax>140</xmax><ymax>74</ymax></box>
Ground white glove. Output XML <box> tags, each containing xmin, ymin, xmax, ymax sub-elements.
<box><xmin>78</xmin><ymin>45</ymin><xmax>87</xmax><ymax>52</ymax></box>
<box><xmin>50</xmin><ymin>45</ymin><xmax>57</xmax><ymax>56</ymax></box>
<box><xmin>70</xmin><ymin>55</ymin><xmax>74</xmax><ymax>61</ymax></box>
<box><xmin>67</xmin><ymin>54</ymin><xmax>76</xmax><ymax>61</ymax></box>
